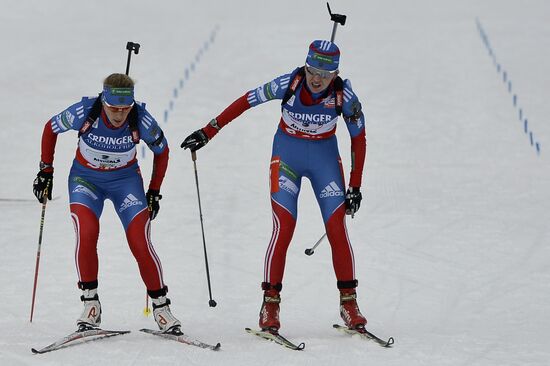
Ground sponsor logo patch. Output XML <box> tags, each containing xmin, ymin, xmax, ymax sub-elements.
<box><xmin>72</xmin><ymin>184</ymin><xmax>98</xmax><ymax>200</ymax></box>
<box><xmin>279</xmin><ymin>176</ymin><xmax>299</xmax><ymax>196</ymax></box>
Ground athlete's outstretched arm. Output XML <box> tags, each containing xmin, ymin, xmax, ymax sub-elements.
<box><xmin>181</xmin><ymin>70</ymin><xmax>298</xmax><ymax>151</ymax></box>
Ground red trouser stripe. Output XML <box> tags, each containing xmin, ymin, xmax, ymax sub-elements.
<box><xmin>263</xmin><ymin>198</ymin><xmax>296</xmax><ymax>284</ymax></box>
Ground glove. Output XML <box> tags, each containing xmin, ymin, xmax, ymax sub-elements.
<box><xmin>33</xmin><ymin>169</ymin><xmax>53</xmax><ymax>203</ymax></box>
<box><xmin>146</xmin><ymin>189</ymin><xmax>162</xmax><ymax>220</ymax></box>
<box><xmin>345</xmin><ymin>187</ymin><xmax>362</xmax><ymax>216</ymax></box>
<box><xmin>180</xmin><ymin>129</ymin><xmax>209</xmax><ymax>152</ymax></box>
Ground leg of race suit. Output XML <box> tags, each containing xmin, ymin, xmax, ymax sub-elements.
<box><xmin>263</xmin><ymin>155</ymin><xmax>301</xmax><ymax>286</ymax></box>
<box><xmin>310</xmin><ymin>149</ymin><xmax>356</xmax><ymax>282</ymax></box>
<box><xmin>71</xmin><ymin>203</ymin><xmax>101</xmax><ymax>284</ymax></box>
<box><xmin>69</xmin><ymin>172</ymin><xmax>105</xmax><ymax>285</ymax></box>
<box><xmin>125</xmin><ymin>209</ymin><xmax>166</xmax><ymax>291</ymax></box>
<box><xmin>109</xmin><ymin>172</ymin><xmax>166</xmax><ymax>292</ymax></box>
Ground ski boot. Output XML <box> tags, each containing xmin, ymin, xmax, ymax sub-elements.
<box><xmin>151</xmin><ymin>293</ymin><xmax>181</xmax><ymax>333</ymax></box>
<box><xmin>339</xmin><ymin>288</ymin><xmax>367</xmax><ymax>330</ymax></box>
<box><xmin>77</xmin><ymin>288</ymin><xmax>102</xmax><ymax>330</ymax></box>
<box><xmin>259</xmin><ymin>283</ymin><xmax>281</xmax><ymax>332</ymax></box>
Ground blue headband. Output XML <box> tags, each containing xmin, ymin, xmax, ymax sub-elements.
<box><xmin>102</xmin><ymin>86</ymin><xmax>134</xmax><ymax>106</ymax></box>
<box><xmin>306</xmin><ymin>40</ymin><xmax>340</xmax><ymax>71</ymax></box>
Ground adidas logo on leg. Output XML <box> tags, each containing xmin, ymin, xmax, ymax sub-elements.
<box><xmin>320</xmin><ymin>181</ymin><xmax>344</xmax><ymax>198</ymax></box>
<box><xmin>118</xmin><ymin>193</ymin><xmax>143</xmax><ymax>213</ymax></box>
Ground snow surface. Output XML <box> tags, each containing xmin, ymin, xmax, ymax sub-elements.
<box><xmin>1</xmin><ymin>0</ymin><xmax>550</xmax><ymax>365</ymax></box>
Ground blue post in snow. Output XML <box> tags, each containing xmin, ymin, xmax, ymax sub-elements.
<box><xmin>519</xmin><ymin>109</ymin><xmax>523</xmax><ymax>121</ymax></box>
<box><xmin>524</xmin><ymin>119</ymin><xmax>528</xmax><ymax>133</ymax></box>
<box><xmin>185</xmin><ymin>68</ymin><xmax>189</xmax><ymax>80</ymax></box>
<box><xmin>180</xmin><ymin>79</ymin><xmax>184</xmax><ymax>89</ymax></box>
<box><xmin>513</xmin><ymin>94</ymin><xmax>517</xmax><ymax>106</ymax></box>
<box><xmin>536</xmin><ymin>142</ymin><xmax>540</xmax><ymax>155</ymax></box>
<box><xmin>530</xmin><ymin>132</ymin><xmax>534</xmax><ymax>146</ymax></box>
<box><xmin>508</xmin><ymin>81</ymin><xmax>512</xmax><ymax>93</ymax></box>
<box><xmin>174</xmin><ymin>88</ymin><xmax>178</xmax><ymax>98</ymax></box>
<box><xmin>164</xmin><ymin>110</ymin><xmax>168</xmax><ymax>123</ymax></box>
<box><xmin>503</xmin><ymin>71</ymin><xmax>507</xmax><ymax>82</ymax></box>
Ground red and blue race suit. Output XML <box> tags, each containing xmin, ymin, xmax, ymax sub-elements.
<box><xmin>202</xmin><ymin>68</ymin><xmax>367</xmax><ymax>288</ymax></box>
<box><xmin>40</xmin><ymin>97</ymin><xmax>169</xmax><ymax>292</ymax></box>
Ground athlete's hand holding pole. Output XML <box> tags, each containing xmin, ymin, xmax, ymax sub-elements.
<box><xmin>30</xmin><ymin>170</ymin><xmax>53</xmax><ymax>323</ymax></box>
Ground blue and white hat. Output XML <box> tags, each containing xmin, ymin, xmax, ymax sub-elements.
<box><xmin>305</xmin><ymin>40</ymin><xmax>340</xmax><ymax>71</ymax></box>
<box><xmin>102</xmin><ymin>86</ymin><xmax>134</xmax><ymax>106</ymax></box>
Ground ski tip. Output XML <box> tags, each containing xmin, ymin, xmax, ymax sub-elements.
<box><xmin>385</xmin><ymin>337</ymin><xmax>395</xmax><ymax>347</ymax></box>
<box><xmin>213</xmin><ymin>342</ymin><xmax>221</xmax><ymax>350</ymax></box>
<box><xmin>31</xmin><ymin>348</ymin><xmax>40</xmax><ymax>354</ymax></box>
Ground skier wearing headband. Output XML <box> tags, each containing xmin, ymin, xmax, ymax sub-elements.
<box><xmin>181</xmin><ymin>40</ymin><xmax>368</xmax><ymax>333</ymax></box>
<box><xmin>33</xmin><ymin>73</ymin><xmax>182</xmax><ymax>334</ymax></box>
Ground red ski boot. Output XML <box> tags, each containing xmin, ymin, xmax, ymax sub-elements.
<box><xmin>259</xmin><ymin>289</ymin><xmax>281</xmax><ymax>331</ymax></box>
<box><xmin>339</xmin><ymin>289</ymin><xmax>367</xmax><ymax>329</ymax></box>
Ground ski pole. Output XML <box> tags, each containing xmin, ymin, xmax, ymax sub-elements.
<box><xmin>191</xmin><ymin>151</ymin><xmax>217</xmax><ymax>307</ymax></box>
<box><xmin>304</xmin><ymin>233</ymin><xmax>327</xmax><ymax>256</ymax></box>
<box><xmin>125</xmin><ymin>41</ymin><xmax>140</xmax><ymax>75</ymax></box>
<box><xmin>30</xmin><ymin>190</ymin><xmax>49</xmax><ymax>322</ymax></box>
<box><xmin>326</xmin><ymin>2</ymin><xmax>347</xmax><ymax>42</ymax></box>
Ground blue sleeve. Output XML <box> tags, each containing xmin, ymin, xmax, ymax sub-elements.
<box><xmin>50</xmin><ymin>97</ymin><xmax>96</xmax><ymax>134</ymax></box>
<box><xmin>245</xmin><ymin>68</ymin><xmax>300</xmax><ymax>107</ymax></box>
<box><xmin>342</xmin><ymin>79</ymin><xmax>366</xmax><ymax>137</ymax></box>
<box><xmin>136</xmin><ymin>103</ymin><xmax>168</xmax><ymax>154</ymax></box>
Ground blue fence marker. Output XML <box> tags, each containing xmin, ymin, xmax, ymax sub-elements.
<box><xmin>159</xmin><ymin>26</ymin><xmax>218</xmax><ymax>127</ymax></box>
<box><xmin>477</xmin><ymin>19</ymin><xmax>540</xmax><ymax>157</ymax></box>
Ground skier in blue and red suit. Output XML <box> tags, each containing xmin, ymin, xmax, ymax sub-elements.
<box><xmin>182</xmin><ymin>40</ymin><xmax>368</xmax><ymax>332</ymax></box>
<box><xmin>33</xmin><ymin>73</ymin><xmax>182</xmax><ymax>333</ymax></box>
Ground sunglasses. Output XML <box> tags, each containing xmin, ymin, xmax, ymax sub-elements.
<box><xmin>103</xmin><ymin>101</ymin><xmax>134</xmax><ymax>112</ymax></box>
<box><xmin>305</xmin><ymin>63</ymin><xmax>338</xmax><ymax>79</ymax></box>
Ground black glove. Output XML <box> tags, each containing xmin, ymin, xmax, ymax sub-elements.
<box><xmin>146</xmin><ymin>189</ymin><xmax>162</xmax><ymax>220</ymax></box>
<box><xmin>345</xmin><ymin>187</ymin><xmax>362</xmax><ymax>216</ymax></box>
<box><xmin>181</xmin><ymin>129</ymin><xmax>209</xmax><ymax>152</ymax></box>
<box><xmin>33</xmin><ymin>170</ymin><xmax>53</xmax><ymax>203</ymax></box>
